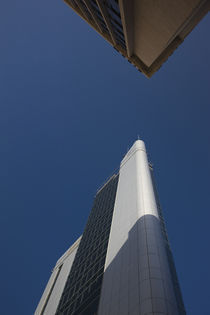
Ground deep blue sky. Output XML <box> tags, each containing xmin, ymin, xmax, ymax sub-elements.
<box><xmin>0</xmin><ymin>1</ymin><xmax>209</xmax><ymax>314</ymax></box>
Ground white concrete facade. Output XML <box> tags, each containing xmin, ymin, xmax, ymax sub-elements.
<box><xmin>98</xmin><ymin>140</ymin><xmax>185</xmax><ymax>315</ymax></box>
<box><xmin>35</xmin><ymin>140</ymin><xmax>185</xmax><ymax>315</ymax></box>
<box><xmin>35</xmin><ymin>237</ymin><xmax>81</xmax><ymax>315</ymax></box>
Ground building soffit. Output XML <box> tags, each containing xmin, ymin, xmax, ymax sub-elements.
<box><xmin>64</xmin><ymin>0</ymin><xmax>210</xmax><ymax>77</ymax></box>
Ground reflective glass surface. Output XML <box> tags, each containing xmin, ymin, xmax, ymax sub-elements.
<box><xmin>56</xmin><ymin>174</ymin><xmax>119</xmax><ymax>315</ymax></box>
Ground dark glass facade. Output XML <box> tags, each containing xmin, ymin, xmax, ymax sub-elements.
<box><xmin>80</xmin><ymin>0</ymin><xmax>94</xmax><ymax>22</ymax></box>
<box><xmin>55</xmin><ymin>174</ymin><xmax>119</xmax><ymax>315</ymax></box>
<box><xmin>67</xmin><ymin>0</ymin><xmax>126</xmax><ymax>50</ymax></box>
<box><xmin>89</xmin><ymin>0</ymin><xmax>109</xmax><ymax>34</ymax></box>
<box><xmin>105</xmin><ymin>0</ymin><xmax>126</xmax><ymax>49</ymax></box>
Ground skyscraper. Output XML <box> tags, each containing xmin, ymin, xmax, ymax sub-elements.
<box><xmin>35</xmin><ymin>140</ymin><xmax>186</xmax><ymax>314</ymax></box>
<box><xmin>63</xmin><ymin>0</ymin><xmax>209</xmax><ymax>77</ymax></box>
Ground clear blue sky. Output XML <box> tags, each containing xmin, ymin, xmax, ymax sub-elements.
<box><xmin>0</xmin><ymin>1</ymin><xmax>209</xmax><ymax>314</ymax></box>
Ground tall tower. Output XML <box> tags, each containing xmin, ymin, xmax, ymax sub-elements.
<box><xmin>35</xmin><ymin>140</ymin><xmax>186</xmax><ymax>315</ymax></box>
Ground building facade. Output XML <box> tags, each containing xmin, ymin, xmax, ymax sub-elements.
<box><xmin>63</xmin><ymin>0</ymin><xmax>209</xmax><ymax>77</ymax></box>
<box><xmin>35</xmin><ymin>140</ymin><xmax>186</xmax><ymax>314</ymax></box>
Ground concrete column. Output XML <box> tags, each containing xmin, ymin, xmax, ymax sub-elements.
<box><xmin>98</xmin><ymin>140</ymin><xmax>185</xmax><ymax>315</ymax></box>
<box><xmin>35</xmin><ymin>238</ymin><xmax>80</xmax><ymax>315</ymax></box>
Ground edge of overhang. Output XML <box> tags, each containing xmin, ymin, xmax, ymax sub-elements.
<box><xmin>135</xmin><ymin>0</ymin><xmax>210</xmax><ymax>78</ymax></box>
